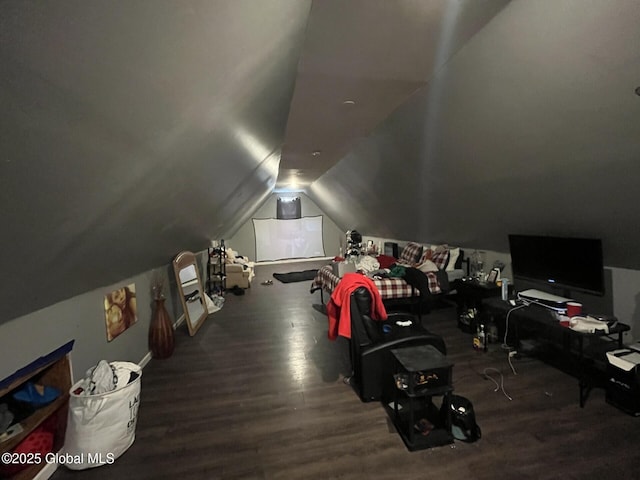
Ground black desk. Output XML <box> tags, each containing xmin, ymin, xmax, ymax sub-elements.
<box><xmin>482</xmin><ymin>298</ymin><xmax>630</xmax><ymax>407</ymax></box>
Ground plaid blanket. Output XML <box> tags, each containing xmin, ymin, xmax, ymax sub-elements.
<box><xmin>310</xmin><ymin>264</ymin><xmax>442</xmax><ymax>299</ymax></box>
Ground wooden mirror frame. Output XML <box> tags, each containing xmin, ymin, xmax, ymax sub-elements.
<box><xmin>173</xmin><ymin>251</ymin><xmax>208</xmax><ymax>336</ymax></box>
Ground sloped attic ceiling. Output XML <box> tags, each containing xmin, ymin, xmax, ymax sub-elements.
<box><xmin>0</xmin><ymin>0</ymin><xmax>511</xmax><ymax>324</ymax></box>
<box><xmin>2</xmin><ymin>0</ymin><xmax>639</xmax><ymax>325</ymax></box>
<box><xmin>0</xmin><ymin>0</ymin><xmax>312</xmax><ymax>323</ymax></box>
<box><xmin>278</xmin><ymin>0</ymin><xmax>511</xmax><ymax>189</ymax></box>
<box><xmin>308</xmin><ymin>0</ymin><xmax>640</xmax><ymax>270</ymax></box>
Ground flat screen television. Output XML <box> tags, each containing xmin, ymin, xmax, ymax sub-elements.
<box><xmin>508</xmin><ymin>234</ymin><xmax>605</xmax><ymax>296</ymax></box>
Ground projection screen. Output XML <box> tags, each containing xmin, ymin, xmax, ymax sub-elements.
<box><xmin>253</xmin><ymin>216</ymin><xmax>325</xmax><ymax>262</ymax></box>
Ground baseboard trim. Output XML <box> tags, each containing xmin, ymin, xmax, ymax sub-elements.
<box><xmin>174</xmin><ymin>313</ymin><xmax>185</xmax><ymax>328</ymax></box>
<box><xmin>256</xmin><ymin>256</ymin><xmax>332</xmax><ymax>266</ymax></box>
<box><xmin>138</xmin><ymin>351</ymin><xmax>152</xmax><ymax>369</ymax></box>
<box><xmin>34</xmin><ymin>460</ymin><xmax>58</xmax><ymax>479</ymax></box>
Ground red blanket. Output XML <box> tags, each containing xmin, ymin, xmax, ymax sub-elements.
<box><xmin>326</xmin><ymin>273</ymin><xmax>387</xmax><ymax>340</ymax></box>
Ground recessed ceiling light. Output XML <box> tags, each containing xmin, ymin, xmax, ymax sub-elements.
<box><xmin>343</xmin><ymin>100</ymin><xmax>356</xmax><ymax>105</ymax></box>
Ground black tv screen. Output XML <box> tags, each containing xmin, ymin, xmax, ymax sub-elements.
<box><xmin>508</xmin><ymin>234</ymin><xmax>605</xmax><ymax>296</ymax></box>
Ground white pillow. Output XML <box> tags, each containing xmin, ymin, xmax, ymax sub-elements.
<box><xmin>417</xmin><ymin>259</ymin><xmax>439</xmax><ymax>273</ymax></box>
<box><xmin>447</xmin><ymin>247</ymin><xmax>461</xmax><ymax>272</ymax></box>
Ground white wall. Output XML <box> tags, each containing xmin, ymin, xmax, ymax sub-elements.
<box><xmin>226</xmin><ymin>192</ymin><xmax>343</xmax><ymax>262</ymax></box>
<box><xmin>0</xmin><ymin>264</ymin><xmax>179</xmax><ymax>382</ymax></box>
<box><xmin>610</xmin><ymin>268</ymin><xmax>640</xmax><ymax>343</ymax></box>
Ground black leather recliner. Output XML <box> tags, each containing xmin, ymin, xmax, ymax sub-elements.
<box><xmin>348</xmin><ymin>286</ymin><xmax>447</xmax><ymax>402</ymax></box>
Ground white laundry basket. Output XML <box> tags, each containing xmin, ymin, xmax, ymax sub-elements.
<box><xmin>62</xmin><ymin>361</ymin><xmax>141</xmax><ymax>470</ymax></box>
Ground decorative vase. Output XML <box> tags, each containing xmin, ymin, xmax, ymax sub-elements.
<box><xmin>149</xmin><ymin>297</ymin><xmax>175</xmax><ymax>359</ymax></box>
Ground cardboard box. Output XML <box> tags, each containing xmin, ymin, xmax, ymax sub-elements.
<box><xmin>332</xmin><ymin>261</ymin><xmax>356</xmax><ymax>278</ymax></box>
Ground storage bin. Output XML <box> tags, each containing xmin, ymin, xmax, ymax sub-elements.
<box><xmin>332</xmin><ymin>261</ymin><xmax>356</xmax><ymax>278</ymax></box>
<box><xmin>62</xmin><ymin>361</ymin><xmax>141</xmax><ymax>469</ymax></box>
<box><xmin>605</xmin><ymin>347</ymin><xmax>640</xmax><ymax>416</ymax></box>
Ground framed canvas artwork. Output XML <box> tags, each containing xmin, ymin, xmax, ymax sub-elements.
<box><xmin>104</xmin><ymin>283</ymin><xmax>138</xmax><ymax>341</ymax></box>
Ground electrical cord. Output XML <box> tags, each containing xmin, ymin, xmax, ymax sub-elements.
<box><xmin>507</xmin><ymin>350</ymin><xmax>518</xmax><ymax>375</ymax></box>
<box><xmin>502</xmin><ymin>303</ymin><xmax>529</xmax><ymax>349</ymax></box>
<box><xmin>472</xmin><ymin>297</ymin><xmax>565</xmax><ymax>401</ymax></box>
<box><xmin>502</xmin><ymin>298</ymin><xmax>563</xmax><ymax>374</ymax></box>
<box><xmin>483</xmin><ymin>367</ymin><xmax>513</xmax><ymax>401</ymax></box>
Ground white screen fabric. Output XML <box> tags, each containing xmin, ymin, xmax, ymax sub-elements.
<box><xmin>253</xmin><ymin>216</ymin><xmax>325</xmax><ymax>262</ymax></box>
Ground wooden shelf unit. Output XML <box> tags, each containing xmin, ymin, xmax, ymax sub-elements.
<box><xmin>0</xmin><ymin>341</ymin><xmax>74</xmax><ymax>480</ymax></box>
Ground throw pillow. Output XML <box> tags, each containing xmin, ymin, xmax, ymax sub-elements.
<box><xmin>398</xmin><ymin>242</ymin><xmax>423</xmax><ymax>265</ymax></box>
<box><xmin>431</xmin><ymin>249</ymin><xmax>450</xmax><ymax>270</ymax></box>
<box><xmin>432</xmin><ymin>244</ymin><xmax>448</xmax><ymax>253</ymax></box>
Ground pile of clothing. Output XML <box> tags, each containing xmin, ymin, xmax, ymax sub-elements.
<box><xmin>73</xmin><ymin>360</ymin><xmax>119</xmax><ymax>396</ymax></box>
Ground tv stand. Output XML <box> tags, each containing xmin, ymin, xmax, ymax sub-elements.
<box><xmin>482</xmin><ymin>298</ymin><xmax>629</xmax><ymax>407</ymax></box>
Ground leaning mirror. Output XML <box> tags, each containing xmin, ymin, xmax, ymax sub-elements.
<box><xmin>173</xmin><ymin>251</ymin><xmax>207</xmax><ymax>336</ymax></box>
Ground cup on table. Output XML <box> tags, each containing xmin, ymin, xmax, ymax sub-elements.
<box><xmin>566</xmin><ymin>302</ymin><xmax>582</xmax><ymax>317</ymax></box>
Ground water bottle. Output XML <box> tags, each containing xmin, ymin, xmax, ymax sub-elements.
<box><xmin>501</xmin><ymin>278</ymin><xmax>509</xmax><ymax>301</ymax></box>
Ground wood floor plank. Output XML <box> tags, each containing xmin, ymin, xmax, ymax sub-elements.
<box><xmin>52</xmin><ymin>260</ymin><xmax>640</xmax><ymax>479</ymax></box>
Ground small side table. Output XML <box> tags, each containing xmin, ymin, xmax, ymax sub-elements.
<box><xmin>388</xmin><ymin>345</ymin><xmax>454</xmax><ymax>451</ymax></box>
<box><xmin>453</xmin><ymin>279</ymin><xmax>509</xmax><ymax>332</ymax></box>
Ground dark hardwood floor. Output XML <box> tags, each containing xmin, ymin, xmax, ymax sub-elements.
<box><xmin>53</xmin><ymin>260</ymin><xmax>639</xmax><ymax>479</ymax></box>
